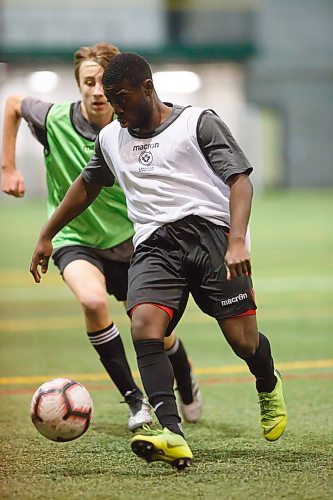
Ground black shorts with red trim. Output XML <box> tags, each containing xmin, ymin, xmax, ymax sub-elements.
<box><xmin>127</xmin><ymin>215</ymin><xmax>256</xmax><ymax>329</ymax></box>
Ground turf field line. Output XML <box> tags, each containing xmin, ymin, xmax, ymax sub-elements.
<box><xmin>1</xmin><ymin>303</ymin><xmax>333</xmax><ymax>332</ymax></box>
<box><xmin>1</xmin><ymin>273</ymin><xmax>332</xmax><ymax>290</ymax></box>
<box><xmin>0</xmin><ymin>358</ymin><xmax>332</xmax><ymax>386</ymax></box>
<box><xmin>1</xmin><ymin>372</ymin><xmax>332</xmax><ymax>396</ymax></box>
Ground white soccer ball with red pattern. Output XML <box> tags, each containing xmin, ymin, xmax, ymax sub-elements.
<box><xmin>30</xmin><ymin>378</ymin><xmax>93</xmax><ymax>442</ymax></box>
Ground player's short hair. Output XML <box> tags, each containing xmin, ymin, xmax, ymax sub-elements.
<box><xmin>74</xmin><ymin>43</ymin><xmax>120</xmax><ymax>85</ymax></box>
<box><xmin>102</xmin><ymin>52</ymin><xmax>152</xmax><ymax>93</ymax></box>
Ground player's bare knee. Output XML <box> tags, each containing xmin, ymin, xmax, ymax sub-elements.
<box><xmin>79</xmin><ymin>292</ymin><xmax>108</xmax><ymax>317</ymax></box>
<box><xmin>131</xmin><ymin>312</ymin><xmax>153</xmax><ymax>339</ymax></box>
<box><xmin>131</xmin><ymin>305</ymin><xmax>167</xmax><ymax>341</ymax></box>
<box><xmin>220</xmin><ymin>316</ymin><xmax>258</xmax><ymax>352</ymax></box>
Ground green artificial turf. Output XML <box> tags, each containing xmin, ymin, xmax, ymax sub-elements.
<box><xmin>0</xmin><ymin>189</ymin><xmax>332</xmax><ymax>499</ymax></box>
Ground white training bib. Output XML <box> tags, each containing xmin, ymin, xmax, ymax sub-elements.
<box><xmin>99</xmin><ymin>106</ymin><xmax>232</xmax><ymax>247</ymax></box>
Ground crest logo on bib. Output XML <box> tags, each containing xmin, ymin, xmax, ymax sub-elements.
<box><xmin>139</xmin><ymin>151</ymin><xmax>154</xmax><ymax>172</ymax></box>
<box><xmin>139</xmin><ymin>151</ymin><xmax>153</xmax><ymax>168</ymax></box>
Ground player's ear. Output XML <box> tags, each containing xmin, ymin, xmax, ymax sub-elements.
<box><xmin>143</xmin><ymin>79</ymin><xmax>154</xmax><ymax>96</ymax></box>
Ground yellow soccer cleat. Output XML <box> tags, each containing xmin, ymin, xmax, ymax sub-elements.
<box><xmin>131</xmin><ymin>426</ymin><xmax>193</xmax><ymax>470</ymax></box>
<box><xmin>258</xmin><ymin>369</ymin><xmax>287</xmax><ymax>441</ymax></box>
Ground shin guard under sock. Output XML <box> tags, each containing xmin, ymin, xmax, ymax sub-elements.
<box><xmin>88</xmin><ymin>323</ymin><xmax>141</xmax><ymax>397</ymax></box>
<box><xmin>134</xmin><ymin>339</ymin><xmax>183</xmax><ymax>436</ymax></box>
<box><xmin>243</xmin><ymin>332</ymin><xmax>277</xmax><ymax>393</ymax></box>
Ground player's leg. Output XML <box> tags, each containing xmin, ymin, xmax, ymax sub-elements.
<box><xmin>164</xmin><ymin>331</ymin><xmax>202</xmax><ymax>423</ymax></box>
<box><xmin>105</xmin><ymin>253</ymin><xmax>201</xmax><ymax>423</ymax></box>
<box><xmin>131</xmin><ymin>304</ymin><xmax>182</xmax><ymax>435</ymax></box>
<box><xmin>162</xmin><ymin>284</ymin><xmax>202</xmax><ymax>422</ymax></box>
<box><xmin>217</xmin><ymin>315</ymin><xmax>287</xmax><ymax>441</ymax></box>
<box><xmin>188</xmin><ymin>218</ymin><xmax>286</xmax><ymax>441</ymax></box>
<box><xmin>130</xmin><ymin>304</ymin><xmax>192</xmax><ymax>469</ymax></box>
<box><xmin>52</xmin><ymin>247</ymin><xmax>151</xmax><ymax>431</ymax></box>
<box><xmin>127</xmin><ymin>236</ymin><xmax>192</xmax><ymax>468</ymax></box>
<box><xmin>105</xmin><ymin>250</ymin><xmax>201</xmax><ymax>427</ymax></box>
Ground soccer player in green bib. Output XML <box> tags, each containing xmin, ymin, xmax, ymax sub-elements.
<box><xmin>1</xmin><ymin>43</ymin><xmax>202</xmax><ymax>431</ymax></box>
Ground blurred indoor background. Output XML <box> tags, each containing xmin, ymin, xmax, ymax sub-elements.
<box><xmin>0</xmin><ymin>0</ymin><xmax>333</xmax><ymax>196</ymax></box>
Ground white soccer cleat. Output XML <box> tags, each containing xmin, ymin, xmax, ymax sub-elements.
<box><xmin>124</xmin><ymin>390</ymin><xmax>153</xmax><ymax>432</ymax></box>
<box><xmin>178</xmin><ymin>375</ymin><xmax>203</xmax><ymax>423</ymax></box>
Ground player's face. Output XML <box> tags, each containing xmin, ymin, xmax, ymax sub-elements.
<box><xmin>105</xmin><ymin>79</ymin><xmax>153</xmax><ymax>130</ymax></box>
<box><xmin>78</xmin><ymin>61</ymin><xmax>113</xmax><ymax>121</ymax></box>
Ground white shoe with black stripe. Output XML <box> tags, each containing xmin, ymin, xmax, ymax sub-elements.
<box><xmin>124</xmin><ymin>390</ymin><xmax>153</xmax><ymax>432</ymax></box>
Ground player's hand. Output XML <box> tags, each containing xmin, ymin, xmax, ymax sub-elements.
<box><xmin>30</xmin><ymin>238</ymin><xmax>53</xmax><ymax>283</ymax></box>
<box><xmin>224</xmin><ymin>239</ymin><xmax>251</xmax><ymax>281</ymax></box>
<box><xmin>1</xmin><ymin>168</ymin><xmax>25</xmax><ymax>197</ymax></box>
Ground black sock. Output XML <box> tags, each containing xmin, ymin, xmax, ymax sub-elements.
<box><xmin>88</xmin><ymin>323</ymin><xmax>142</xmax><ymax>398</ymax></box>
<box><xmin>166</xmin><ymin>338</ymin><xmax>193</xmax><ymax>405</ymax></box>
<box><xmin>242</xmin><ymin>332</ymin><xmax>277</xmax><ymax>393</ymax></box>
<box><xmin>134</xmin><ymin>339</ymin><xmax>183</xmax><ymax>436</ymax></box>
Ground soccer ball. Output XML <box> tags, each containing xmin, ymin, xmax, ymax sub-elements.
<box><xmin>30</xmin><ymin>378</ymin><xmax>93</xmax><ymax>442</ymax></box>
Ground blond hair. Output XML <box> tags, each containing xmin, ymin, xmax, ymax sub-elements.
<box><xmin>73</xmin><ymin>43</ymin><xmax>120</xmax><ymax>85</ymax></box>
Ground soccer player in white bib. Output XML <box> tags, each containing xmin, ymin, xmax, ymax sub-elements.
<box><xmin>1</xmin><ymin>44</ymin><xmax>202</xmax><ymax>433</ymax></box>
<box><xmin>29</xmin><ymin>52</ymin><xmax>287</xmax><ymax>470</ymax></box>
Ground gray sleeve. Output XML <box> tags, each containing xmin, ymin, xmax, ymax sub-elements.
<box><xmin>197</xmin><ymin>110</ymin><xmax>253</xmax><ymax>184</ymax></box>
<box><xmin>82</xmin><ymin>135</ymin><xmax>115</xmax><ymax>187</ymax></box>
<box><xmin>21</xmin><ymin>97</ymin><xmax>53</xmax><ymax>148</ymax></box>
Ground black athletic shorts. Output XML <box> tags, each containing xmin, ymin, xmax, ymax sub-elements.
<box><xmin>127</xmin><ymin>215</ymin><xmax>256</xmax><ymax>330</ymax></box>
<box><xmin>52</xmin><ymin>239</ymin><xmax>134</xmax><ymax>301</ymax></box>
